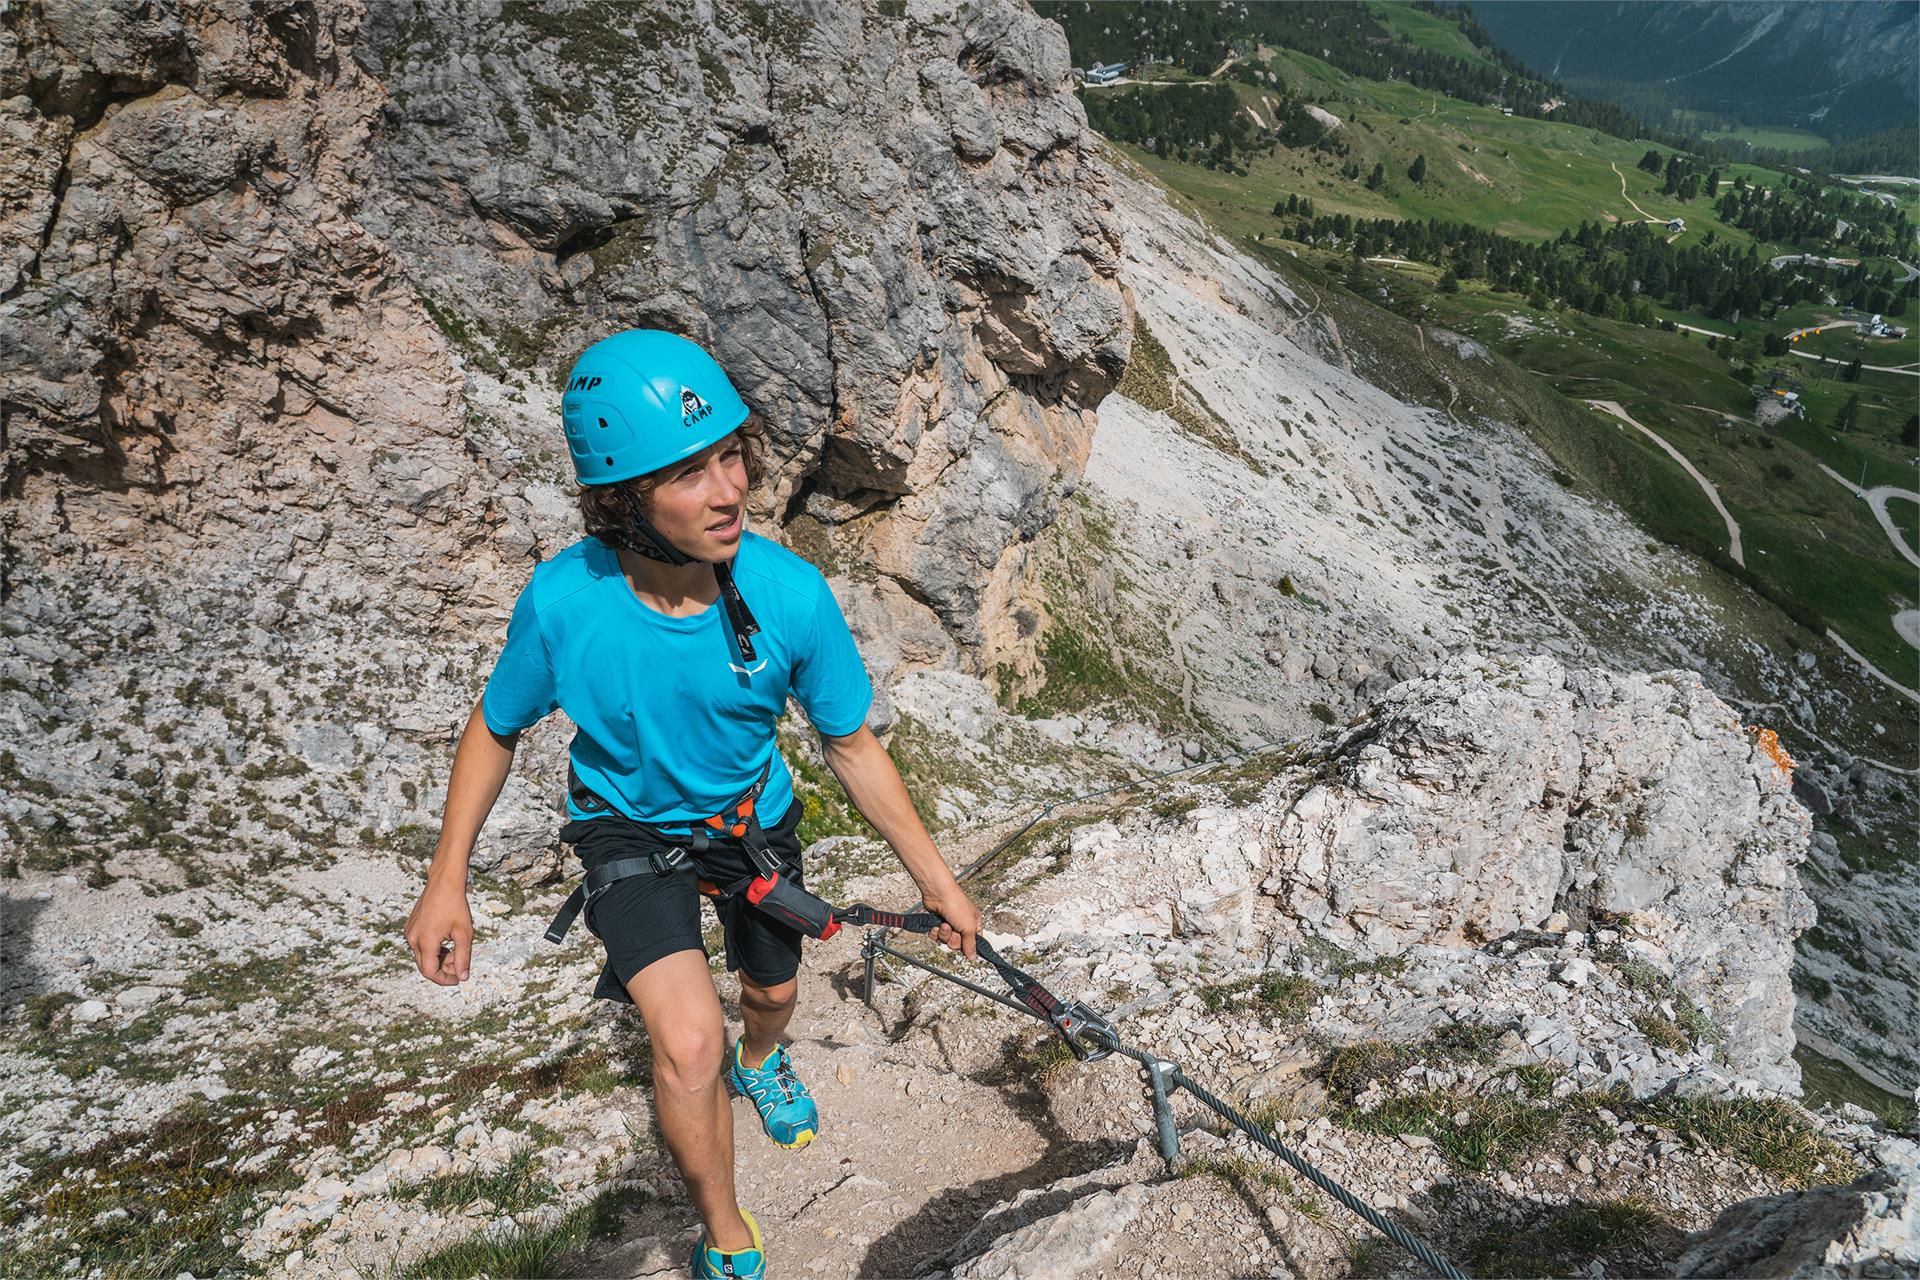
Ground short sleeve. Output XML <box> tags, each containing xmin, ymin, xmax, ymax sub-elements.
<box><xmin>791</xmin><ymin>574</ymin><xmax>873</xmax><ymax>737</ymax></box>
<box><xmin>480</xmin><ymin>584</ymin><xmax>559</xmax><ymax>735</ymax></box>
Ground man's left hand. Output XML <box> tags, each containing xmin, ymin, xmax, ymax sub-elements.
<box><xmin>921</xmin><ymin>881</ymin><xmax>983</xmax><ymax>961</ymax></box>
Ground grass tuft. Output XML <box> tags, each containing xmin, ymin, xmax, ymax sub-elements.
<box><xmin>1639</xmin><ymin>1095</ymin><xmax>1861</xmax><ymax>1189</ymax></box>
<box><xmin>394</xmin><ymin>1147</ymin><xmax>555</xmax><ymax>1213</ymax></box>
<box><xmin>400</xmin><ymin>1181</ymin><xmax>654</xmax><ymax>1279</ymax></box>
<box><xmin>1194</xmin><ymin>970</ymin><xmax>1319</xmax><ymax>1023</ymax></box>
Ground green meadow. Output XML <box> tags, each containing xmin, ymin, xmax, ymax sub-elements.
<box><xmin>1092</xmin><ymin>37</ymin><xmax>1918</xmax><ymax>683</ymax></box>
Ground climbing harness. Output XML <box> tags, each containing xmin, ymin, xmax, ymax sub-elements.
<box><xmin>543</xmin><ymin>760</ymin><xmax>779</xmax><ymax>945</ymax></box>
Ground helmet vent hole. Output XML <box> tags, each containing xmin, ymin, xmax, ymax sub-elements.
<box><xmin>598</xmin><ymin>417</ymin><xmax>608</xmax><ymax>429</ymax></box>
<box><xmin>605</xmin><ymin>456</ymin><xmax>614</xmax><ymax>466</ymax></box>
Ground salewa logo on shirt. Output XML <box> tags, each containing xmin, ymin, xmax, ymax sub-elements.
<box><xmin>729</xmin><ymin>658</ymin><xmax>768</xmax><ymax>677</ymax></box>
<box><xmin>681</xmin><ymin>388</ymin><xmax>713</xmax><ymax>428</ymax></box>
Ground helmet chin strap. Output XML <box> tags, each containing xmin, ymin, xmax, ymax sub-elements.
<box><xmin>614</xmin><ymin>491</ymin><xmax>761</xmax><ymax>664</ymax></box>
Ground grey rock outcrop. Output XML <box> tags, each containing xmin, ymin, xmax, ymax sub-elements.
<box><xmin>1</xmin><ymin>0</ymin><xmax>1125</xmax><ymax>876</ymax></box>
<box><xmin>358</xmin><ymin>0</ymin><xmax>1129</xmax><ymax>661</ymax></box>
<box><xmin>995</xmin><ymin>652</ymin><xmax>1815</xmax><ymax>1091</ymax></box>
<box><xmin>1267</xmin><ymin>654</ymin><xmax>1814</xmax><ymax>1088</ymax></box>
<box><xmin>1675</xmin><ymin>1136</ymin><xmax>1920</xmax><ymax>1278</ymax></box>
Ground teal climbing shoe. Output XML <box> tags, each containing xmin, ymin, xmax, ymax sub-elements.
<box><xmin>727</xmin><ymin>1040</ymin><xmax>819</xmax><ymax>1150</ymax></box>
<box><xmin>691</xmin><ymin>1206</ymin><xmax>765</xmax><ymax>1280</ymax></box>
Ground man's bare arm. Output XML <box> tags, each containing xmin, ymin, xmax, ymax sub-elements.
<box><xmin>817</xmin><ymin>724</ymin><xmax>982</xmax><ymax>958</ymax></box>
<box><xmin>404</xmin><ymin>697</ymin><xmax>518</xmax><ymax>984</ymax></box>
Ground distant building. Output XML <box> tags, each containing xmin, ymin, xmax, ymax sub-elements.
<box><xmin>1666</xmin><ymin>217</ymin><xmax>1685</xmax><ymax>232</ymax></box>
<box><xmin>1501</xmin><ymin>107</ymin><xmax>1513</xmax><ymax>116</ymax></box>
<box><xmin>1084</xmin><ymin>60</ymin><xmax>1128</xmax><ymax>85</ymax></box>
<box><xmin>1859</xmin><ymin>314</ymin><xmax>1907</xmax><ymax>338</ymax></box>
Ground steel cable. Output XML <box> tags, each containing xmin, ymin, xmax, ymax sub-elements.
<box><xmin>862</xmin><ymin>937</ymin><xmax>1470</xmax><ymax>1279</ymax></box>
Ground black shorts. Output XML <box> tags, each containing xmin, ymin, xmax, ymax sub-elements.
<box><xmin>565</xmin><ymin>800</ymin><xmax>808</xmax><ymax>1005</ymax></box>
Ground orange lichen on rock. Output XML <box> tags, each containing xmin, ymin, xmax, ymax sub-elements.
<box><xmin>1749</xmin><ymin>726</ymin><xmax>1796</xmax><ymax>775</ymax></box>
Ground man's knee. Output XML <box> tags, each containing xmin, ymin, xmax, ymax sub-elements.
<box><xmin>738</xmin><ymin>973</ymin><xmax>798</xmax><ymax>1013</ymax></box>
<box><xmin>652</xmin><ymin>1023</ymin><xmax>725</xmax><ymax>1093</ymax></box>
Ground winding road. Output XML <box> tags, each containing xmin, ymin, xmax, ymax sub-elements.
<box><xmin>1816</xmin><ymin>463</ymin><xmax>1920</xmax><ymax>570</ymax></box>
<box><xmin>1587</xmin><ymin>399</ymin><xmax>1744</xmax><ymax>566</ymax></box>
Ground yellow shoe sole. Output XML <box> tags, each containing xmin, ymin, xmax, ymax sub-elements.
<box><xmin>774</xmin><ymin>1126</ymin><xmax>816</xmax><ymax>1150</ymax></box>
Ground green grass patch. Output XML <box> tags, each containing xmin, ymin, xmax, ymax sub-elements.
<box><xmin>982</xmin><ymin>1028</ymin><xmax>1080</xmax><ymax>1089</ymax></box>
<box><xmin>1322</xmin><ymin>1023</ymin><xmax>1504</xmax><ymax>1102</ymax></box>
<box><xmin>1345</xmin><ymin>1088</ymin><xmax>1560</xmax><ymax>1171</ymax></box>
<box><xmin>1638</xmin><ymin>1095</ymin><xmax>1862</xmax><ymax>1189</ymax></box>
<box><xmin>1794</xmin><ymin>1042</ymin><xmax>1919</xmax><ymax>1129</ymax></box>
<box><xmin>1702</xmin><ymin>125</ymin><xmax>1831</xmax><ymax>153</ymax></box>
<box><xmin>395</xmin><ymin>1146</ymin><xmax>556</xmax><ymax>1213</ymax></box>
<box><xmin>1633</xmin><ymin>1012</ymin><xmax>1691</xmax><ymax>1053</ymax></box>
<box><xmin>1194</xmin><ymin>970</ymin><xmax>1318</xmax><ymax>1023</ymax></box>
<box><xmin>1184</xmin><ymin>1152</ymin><xmax>1298</xmax><ymax>1196</ymax></box>
<box><xmin>399</xmin><ymin>1182</ymin><xmax>654</xmax><ymax>1279</ymax></box>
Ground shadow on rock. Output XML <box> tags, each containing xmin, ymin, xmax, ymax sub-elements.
<box><xmin>1349</xmin><ymin>1182</ymin><xmax>1692</xmax><ymax>1280</ymax></box>
<box><xmin>0</xmin><ymin>891</ymin><xmax>52</xmax><ymax>1022</ymax></box>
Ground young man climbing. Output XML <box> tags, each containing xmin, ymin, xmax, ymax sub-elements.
<box><xmin>403</xmin><ymin>328</ymin><xmax>983</xmax><ymax>1280</ymax></box>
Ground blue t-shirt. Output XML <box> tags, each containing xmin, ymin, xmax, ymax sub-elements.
<box><xmin>480</xmin><ymin>531</ymin><xmax>873</xmax><ymax>826</ymax></box>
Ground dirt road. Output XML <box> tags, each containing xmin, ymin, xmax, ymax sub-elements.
<box><xmin>1588</xmin><ymin>399</ymin><xmax>1745</xmax><ymax>566</ymax></box>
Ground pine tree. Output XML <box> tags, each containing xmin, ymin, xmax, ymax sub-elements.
<box><xmin>1366</xmin><ymin>161</ymin><xmax>1385</xmax><ymax>191</ymax></box>
<box><xmin>1901</xmin><ymin>414</ymin><xmax>1918</xmax><ymax>446</ymax></box>
<box><xmin>1835</xmin><ymin>393</ymin><xmax>1861</xmax><ymax>431</ymax></box>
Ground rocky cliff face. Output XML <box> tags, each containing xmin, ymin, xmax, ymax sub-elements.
<box><xmin>359</xmin><ymin>0</ymin><xmax>1129</xmax><ymax>660</ymax></box>
<box><xmin>1</xmin><ymin>0</ymin><xmax>1126</xmax><ymax>879</ymax></box>
<box><xmin>1</xmin><ymin>0</ymin><xmax>1912</xmax><ymax>1272</ymax></box>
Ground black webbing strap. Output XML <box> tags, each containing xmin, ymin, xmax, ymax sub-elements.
<box><xmin>605</xmin><ymin>494</ymin><xmax>762</xmax><ymax>668</ymax></box>
<box><xmin>713</xmin><ymin>559</ymin><xmax>761</xmax><ymax>664</ymax></box>
<box><xmin>544</xmin><ymin>851</ymin><xmax>689</xmax><ymax>944</ymax></box>
<box><xmin>547</xmin><ymin>760</ymin><xmax>782</xmax><ymax>944</ymax></box>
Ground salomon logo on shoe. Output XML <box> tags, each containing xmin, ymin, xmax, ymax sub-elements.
<box><xmin>681</xmin><ymin>387</ymin><xmax>714</xmax><ymax>428</ymax></box>
<box><xmin>691</xmin><ymin>1207</ymin><xmax>766</xmax><ymax>1280</ymax></box>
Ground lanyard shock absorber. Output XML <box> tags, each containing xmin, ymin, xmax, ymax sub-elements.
<box><xmin>706</xmin><ymin>871</ymin><xmax>1114</xmax><ymax>1062</ymax></box>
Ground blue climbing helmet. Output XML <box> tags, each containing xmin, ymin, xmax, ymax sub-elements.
<box><xmin>562</xmin><ymin>328</ymin><xmax>764</xmax><ymax>664</ymax></box>
<box><xmin>561</xmin><ymin>329</ymin><xmax>751</xmax><ymax>486</ymax></box>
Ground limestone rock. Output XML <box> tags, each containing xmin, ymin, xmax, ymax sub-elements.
<box><xmin>1674</xmin><ymin>1137</ymin><xmax>1920</xmax><ymax>1278</ymax></box>
<box><xmin>951</xmin><ymin>1183</ymin><xmax>1151</xmax><ymax>1280</ymax></box>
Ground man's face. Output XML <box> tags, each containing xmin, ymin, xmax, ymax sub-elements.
<box><xmin>645</xmin><ymin>432</ymin><xmax>748</xmax><ymax>560</ymax></box>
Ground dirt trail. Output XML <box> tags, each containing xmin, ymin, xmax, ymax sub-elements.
<box><xmin>1824</xmin><ymin>628</ymin><xmax>1920</xmax><ymax>706</ymax></box>
<box><xmin>1587</xmin><ymin>400</ymin><xmax>1744</xmax><ymax>566</ymax></box>
<box><xmin>1610</xmin><ymin>162</ymin><xmax>1656</xmax><ymax>222</ymax></box>
<box><xmin>1790</xmin><ymin>349</ymin><xmax>1920</xmax><ymax>376</ymax></box>
<box><xmin>566</xmin><ymin>847</ymin><xmax>1125</xmax><ymax>1279</ymax></box>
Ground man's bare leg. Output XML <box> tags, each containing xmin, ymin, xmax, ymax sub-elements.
<box><xmin>625</xmin><ymin>949</ymin><xmax>754</xmax><ymax>1253</ymax></box>
<box><xmin>736</xmin><ymin>972</ymin><xmax>798</xmax><ymax>1069</ymax></box>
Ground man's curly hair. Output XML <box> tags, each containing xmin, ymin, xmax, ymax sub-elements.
<box><xmin>576</xmin><ymin>412</ymin><xmax>767</xmax><ymax>547</ymax></box>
